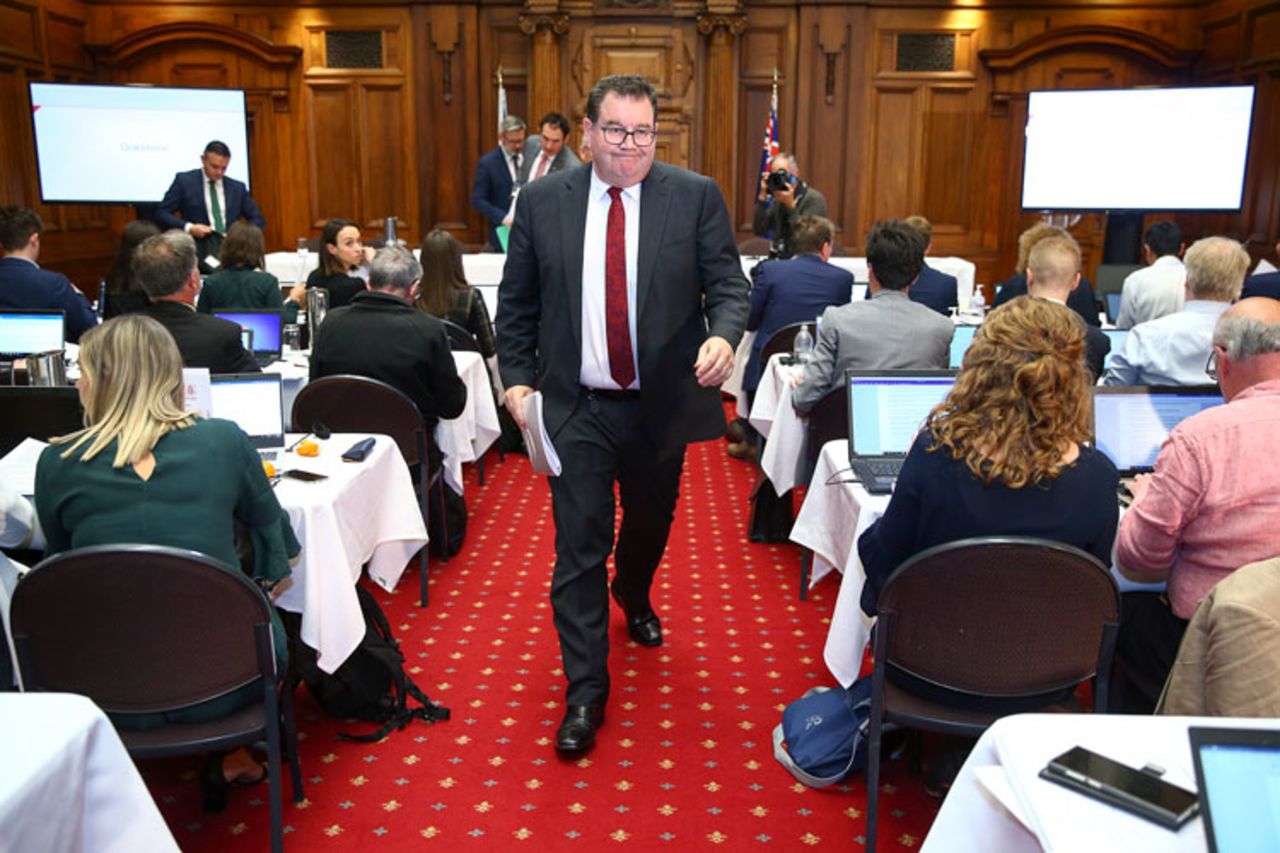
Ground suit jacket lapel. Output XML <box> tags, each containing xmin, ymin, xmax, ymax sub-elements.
<box><xmin>637</xmin><ymin>164</ymin><xmax>671</xmax><ymax>322</ymax></box>
<box><xmin>560</xmin><ymin>167</ymin><xmax>591</xmax><ymax>353</ymax></box>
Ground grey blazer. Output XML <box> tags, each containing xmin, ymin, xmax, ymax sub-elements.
<box><xmin>518</xmin><ymin>137</ymin><xmax>582</xmax><ymax>185</ymax></box>
<box><xmin>793</xmin><ymin>289</ymin><xmax>954</xmax><ymax>412</ymax></box>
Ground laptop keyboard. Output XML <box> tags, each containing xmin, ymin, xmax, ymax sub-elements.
<box><xmin>863</xmin><ymin>459</ymin><xmax>903</xmax><ymax>478</ymax></box>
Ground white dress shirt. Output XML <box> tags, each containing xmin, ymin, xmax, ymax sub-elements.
<box><xmin>528</xmin><ymin>151</ymin><xmax>553</xmax><ymax>183</ymax></box>
<box><xmin>1115</xmin><ymin>255</ymin><xmax>1186</xmax><ymax>329</ymax></box>
<box><xmin>196</xmin><ymin>176</ymin><xmax>228</xmax><ymax>234</ymax></box>
<box><xmin>579</xmin><ymin>169</ymin><xmax>641</xmax><ymax>390</ymax></box>
<box><xmin>1100</xmin><ymin>300</ymin><xmax>1229</xmax><ymax>387</ymax></box>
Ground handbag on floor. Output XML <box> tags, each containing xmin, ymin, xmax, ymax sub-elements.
<box><xmin>772</xmin><ymin>677</ymin><xmax>873</xmax><ymax>787</ymax></box>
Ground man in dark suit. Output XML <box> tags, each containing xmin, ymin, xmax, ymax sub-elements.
<box><xmin>154</xmin><ymin>141</ymin><xmax>265</xmax><ymax>270</ymax></box>
<box><xmin>497</xmin><ymin>75</ymin><xmax>750</xmax><ymax>758</ymax></box>
<box><xmin>1241</xmin><ymin>241</ymin><xmax>1280</xmax><ymax>301</ymax></box>
<box><xmin>471</xmin><ymin>116</ymin><xmax>527</xmax><ymax>251</ymax></box>
<box><xmin>1025</xmin><ymin>231</ymin><xmax>1110</xmax><ymax>380</ymax></box>
<box><xmin>903</xmin><ymin>215</ymin><xmax>958</xmax><ymax>316</ymax></box>
<box><xmin>992</xmin><ymin>224</ymin><xmax>1101</xmax><ymax>327</ymax></box>
<box><xmin>519</xmin><ymin>112</ymin><xmax>582</xmax><ymax>185</ymax></box>
<box><xmin>0</xmin><ymin>206</ymin><xmax>97</xmax><ymax>343</ymax></box>
<box><xmin>310</xmin><ymin>245</ymin><xmax>467</xmax><ymax>465</ymax></box>
<box><xmin>744</xmin><ymin>215</ymin><xmax>852</xmax><ymax>393</ymax></box>
<box><xmin>132</xmin><ymin>230</ymin><xmax>259</xmax><ymax>375</ymax></box>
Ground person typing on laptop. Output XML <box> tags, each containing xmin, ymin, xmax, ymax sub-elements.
<box><xmin>1112</xmin><ymin>297</ymin><xmax>1280</xmax><ymax>713</ymax></box>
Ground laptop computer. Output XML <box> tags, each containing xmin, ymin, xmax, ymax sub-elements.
<box><xmin>1092</xmin><ymin>386</ymin><xmax>1223</xmax><ymax>476</ymax></box>
<box><xmin>949</xmin><ymin>325</ymin><xmax>978</xmax><ymax>369</ymax></box>
<box><xmin>846</xmin><ymin>370</ymin><xmax>956</xmax><ymax>493</ymax></box>
<box><xmin>209</xmin><ymin>372</ymin><xmax>285</xmax><ymax>450</ymax></box>
<box><xmin>1101</xmin><ymin>328</ymin><xmax>1128</xmax><ymax>370</ymax></box>
<box><xmin>0</xmin><ymin>309</ymin><xmax>65</xmax><ymax>357</ymax></box>
<box><xmin>1189</xmin><ymin>726</ymin><xmax>1280</xmax><ymax>852</ymax></box>
<box><xmin>1106</xmin><ymin>292</ymin><xmax>1122</xmax><ymax>324</ymax></box>
<box><xmin>214</xmin><ymin>309</ymin><xmax>282</xmax><ymax>367</ymax></box>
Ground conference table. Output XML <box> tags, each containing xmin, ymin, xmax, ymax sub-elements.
<box><xmin>922</xmin><ymin>713</ymin><xmax>1278</xmax><ymax>852</ymax></box>
<box><xmin>791</xmin><ymin>439</ymin><xmax>1164</xmax><ymax>688</ymax></box>
<box><xmin>747</xmin><ymin>352</ymin><xmax>810</xmax><ymax>493</ymax></box>
<box><xmin>0</xmin><ymin>692</ymin><xmax>180</xmax><ymax>852</ymax></box>
<box><xmin>266</xmin><ymin>348</ymin><xmax>501</xmax><ymax>496</ymax></box>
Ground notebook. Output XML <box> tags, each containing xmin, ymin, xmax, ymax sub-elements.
<box><xmin>1101</xmin><ymin>328</ymin><xmax>1128</xmax><ymax>370</ymax></box>
<box><xmin>1092</xmin><ymin>386</ymin><xmax>1223</xmax><ymax>475</ymax></box>
<box><xmin>0</xmin><ymin>309</ymin><xmax>65</xmax><ymax>357</ymax></box>
<box><xmin>209</xmin><ymin>372</ymin><xmax>285</xmax><ymax>449</ymax></box>
<box><xmin>214</xmin><ymin>309</ymin><xmax>282</xmax><ymax>367</ymax></box>
<box><xmin>846</xmin><ymin>370</ymin><xmax>956</xmax><ymax>493</ymax></box>
<box><xmin>949</xmin><ymin>325</ymin><xmax>978</xmax><ymax>369</ymax></box>
<box><xmin>1189</xmin><ymin>726</ymin><xmax>1280</xmax><ymax>853</ymax></box>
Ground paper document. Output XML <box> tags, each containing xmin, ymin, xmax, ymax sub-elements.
<box><xmin>183</xmin><ymin>367</ymin><xmax>212</xmax><ymax>417</ymax></box>
<box><xmin>519</xmin><ymin>392</ymin><xmax>561</xmax><ymax>476</ymax></box>
<box><xmin>0</xmin><ymin>437</ymin><xmax>49</xmax><ymax>496</ymax></box>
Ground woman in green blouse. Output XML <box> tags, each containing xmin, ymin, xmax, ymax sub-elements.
<box><xmin>196</xmin><ymin>221</ymin><xmax>302</xmax><ymax>322</ymax></box>
<box><xmin>35</xmin><ymin>313</ymin><xmax>300</xmax><ymax>811</ymax></box>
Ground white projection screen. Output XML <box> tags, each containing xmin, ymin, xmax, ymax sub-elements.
<box><xmin>1021</xmin><ymin>86</ymin><xmax>1255</xmax><ymax>212</ymax></box>
<box><xmin>29</xmin><ymin>82</ymin><xmax>251</xmax><ymax>204</ymax></box>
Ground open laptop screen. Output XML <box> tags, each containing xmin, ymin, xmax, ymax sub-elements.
<box><xmin>1093</xmin><ymin>386</ymin><xmax>1223</xmax><ymax>474</ymax></box>
<box><xmin>1101</xmin><ymin>328</ymin><xmax>1128</xmax><ymax>370</ymax></box>
<box><xmin>847</xmin><ymin>372</ymin><xmax>956</xmax><ymax>457</ymax></box>
<box><xmin>214</xmin><ymin>309</ymin><xmax>282</xmax><ymax>358</ymax></box>
<box><xmin>1190</xmin><ymin>726</ymin><xmax>1280</xmax><ymax>853</ymax></box>
<box><xmin>0</xmin><ymin>309</ymin><xmax>65</xmax><ymax>356</ymax></box>
<box><xmin>1106</xmin><ymin>292</ymin><xmax>1122</xmax><ymax>323</ymax></box>
<box><xmin>949</xmin><ymin>326</ymin><xmax>978</xmax><ymax>369</ymax></box>
<box><xmin>208</xmin><ymin>373</ymin><xmax>284</xmax><ymax>448</ymax></box>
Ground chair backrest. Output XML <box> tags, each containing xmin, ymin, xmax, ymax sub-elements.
<box><xmin>441</xmin><ymin>319</ymin><xmax>481</xmax><ymax>353</ymax></box>
<box><xmin>0</xmin><ymin>386</ymin><xmax>84</xmax><ymax>456</ymax></box>
<box><xmin>10</xmin><ymin>544</ymin><xmax>273</xmax><ymax>714</ymax></box>
<box><xmin>737</xmin><ymin>236</ymin><xmax>771</xmax><ymax>257</ymax></box>
<box><xmin>877</xmin><ymin>536</ymin><xmax>1120</xmax><ymax>700</ymax></box>
<box><xmin>291</xmin><ymin>374</ymin><xmax>426</xmax><ymax>466</ymax></box>
<box><xmin>1095</xmin><ymin>263</ymin><xmax>1142</xmax><ymax>296</ymax></box>
<box><xmin>804</xmin><ymin>385</ymin><xmax>848</xmax><ymax>471</ymax></box>
<box><xmin>759</xmin><ymin>322</ymin><xmax>808</xmax><ymax>365</ymax></box>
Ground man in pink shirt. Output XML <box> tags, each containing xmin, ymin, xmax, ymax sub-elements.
<box><xmin>1115</xmin><ymin>262</ymin><xmax>1280</xmax><ymax>712</ymax></box>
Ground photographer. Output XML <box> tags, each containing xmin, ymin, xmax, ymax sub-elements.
<box><xmin>752</xmin><ymin>153</ymin><xmax>828</xmax><ymax>259</ymax></box>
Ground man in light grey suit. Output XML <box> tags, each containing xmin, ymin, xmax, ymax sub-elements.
<box><xmin>793</xmin><ymin>220</ymin><xmax>953</xmax><ymax>413</ymax></box>
<box><xmin>519</xmin><ymin>112</ymin><xmax>582</xmax><ymax>185</ymax></box>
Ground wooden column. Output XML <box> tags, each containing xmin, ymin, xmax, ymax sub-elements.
<box><xmin>519</xmin><ymin>6</ymin><xmax>569</xmax><ymax>129</ymax></box>
<box><xmin>697</xmin><ymin>8</ymin><xmax>746</xmax><ymax>211</ymax></box>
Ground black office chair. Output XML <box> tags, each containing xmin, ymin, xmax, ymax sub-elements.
<box><xmin>292</xmin><ymin>374</ymin><xmax>445</xmax><ymax>607</ymax></box>
<box><xmin>10</xmin><ymin>544</ymin><xmax>305</xmax><ymax>853</ymax></box>
<box><xmin>0</xmin><ymin>386</ymin><xmax>84</xmax><ymax>456</ymax></box>
<box><xmin>796</xmin><ymin>386</ymin><xmax>847</xmax><ymax>600</ymax></box>
<box><xmin>863</xmin><ymin>536</ymin><xmax>1119</xmax><ymax>850</ymax></box>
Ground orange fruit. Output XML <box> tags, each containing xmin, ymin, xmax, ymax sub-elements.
<box><xmin>262</xmin><ymin>460</ymin><xmax>276</xmax><ymax>478</ymax></box>
<box><xmin>296</xmin><ymin>440</ymin><xmax>320</xmax><ymax>457</ymax></box>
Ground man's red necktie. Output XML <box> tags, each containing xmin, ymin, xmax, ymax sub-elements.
<box><xmin>605</xmin><ymin>186</ymin><xmax>635</xmax><ymax>389</ymax></box>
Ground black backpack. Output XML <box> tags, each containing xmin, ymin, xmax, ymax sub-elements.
<box><xmin>286</xmin><ymin>584</ymin><xmax>450</xmax><ymax>742</ymax></box>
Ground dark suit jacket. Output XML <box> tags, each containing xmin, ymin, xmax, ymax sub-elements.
<box><xmin>518</xmin><ymin>137</ymin><xmax>582</xmax><ymax>184</ymax></box>
<box><xmin>142</xmin><ymin>300</ymin><xmax>259</xmax><ymax>374</ymax></box>
<box><xmin>908</xmin><ymin>265</ymin><xmax>959</xmax><ymax>316</ymax></box>
<box><xmin>745</xmin><ymin>254</ymin><xmax>852</xmax><ymax>391</ymax></box>
<box><xmin>0</xmin><ymin>257</ymin><xmax>97</xmax><ymax>343</ymax></box>
<box><xmin>471</xmin><ymin>146</ymin><xmax>518</xmax><ymax>250</ymax></box>
<box><xmin>1084</xmin><ymin>324</ymin><xmax>1110</xmax><ymax>381</ymax></box>
<box><xmin>1241</xmin><ymin>271</ymin><xmax>1280</xmax><ymax>301</ymax></box>
<box><xmin>154</xmin><ymin>169</ymin><xmax>266</xmax><ymax>232</ymax></box>
<box><xmin>993</xmin><ymin>272</ymin><xmax>1101</xmax><ymax>327</ymax></box>
<box><xmin>496</xmin><ymin>162</ymin><xmax>751</xmax><ymax>453</ymax></box>
<box><xmin>309</xmin><ymin>291</ymin><xmax>467</xmax><ymax>430</ymax></box>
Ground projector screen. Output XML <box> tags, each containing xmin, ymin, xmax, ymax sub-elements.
<box><xmin>29</xmin><ymin>82</ymin><xmax>251</xmax><ymax>204</ymax></box>
<box><xmin>1021</xmin><ymin>86</ymin><xmax>1255</xmax><ymax>212</ymax></box>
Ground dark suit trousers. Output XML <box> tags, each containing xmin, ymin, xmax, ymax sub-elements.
<box><xmin>548</xmin><ymin>389</ymin><xmax>685</xmax><ymax>706</ymax></box>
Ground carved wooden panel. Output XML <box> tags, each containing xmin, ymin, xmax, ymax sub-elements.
<box><xmin>866</xmin><ymin>85</ymin><xmax>921</xmax><ymax>222</ymax></box>
<box><xmin>306</xmin><ymin>81</ymin><xmax>359</xmax><ymax>226</ymax></box>
<box><xmin>169</xmin><ymin>61</ymin><xmax>230</xmax><ymax>89</ymax></box>
<box><xmin>1244</xmin><ymin>4</ymin><xmax>1280</xmax><ymax>66</ymax></box>
<box><xmin>46</xmin><ymin>12</ymin><xmax>89</xmax><ymax>73</ymax></box>
<box><xmin>1198</xmin><ymin>14</ymin><xmax>1241</xmax><ymax>76</ymax></box>
<box><xmin>920</xmin><ymin>86</ymin><xmax>975</xmax><ymax>229</ymax></box>
<box><xmin>0</xmin><ymin>0</ymin><xmax>41</xmax><ymax>64</ymax></box>
<box><xmin>358</xmin><ymin>81</ymin><xmax>411</xmax><ymax>231</ymax></box>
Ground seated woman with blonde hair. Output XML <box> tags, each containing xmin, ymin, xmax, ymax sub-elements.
<box><xmin>34</xmin><ymin>313</ymin><xmax>299</xmax><ymax>812</ymax></box>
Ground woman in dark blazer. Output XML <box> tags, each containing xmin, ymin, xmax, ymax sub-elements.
<box><xmin>414</xmin><ymin>229</ymin><xmax>497</xmax><ymax>358</ymax></box>
<box><xmin>305</xmin><ymin>218</ymin><xmax>373</xmax><ymax>308</ymax></box>
<box><xmin>35</xmin><ymin>314</ymin><xmax>299</xmax><ymax>813</ymax></box>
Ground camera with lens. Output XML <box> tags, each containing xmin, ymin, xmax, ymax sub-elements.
<box><xmin>766</xmin><ymin>169</ymin><xmax>793</xmax><ymax>193</ymax></box>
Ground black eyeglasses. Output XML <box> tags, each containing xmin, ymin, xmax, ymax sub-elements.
<box><xmin>1205</xmin><ymin>349</ymin><xmax>1219</xmax><ymax>380</ymax></box>
<box><xmin>598</xmin><ymin>125</ymin><xmax>657</xmax><ymax>147</ymax></box>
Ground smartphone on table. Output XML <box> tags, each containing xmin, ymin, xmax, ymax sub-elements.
<box><xmin>1039</xmin><ymin>745</ymin><xmax>1199</xmax><ymax>829</ymax></box>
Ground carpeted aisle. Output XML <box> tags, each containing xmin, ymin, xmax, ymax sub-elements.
<box><xmin>143</xmin><ymin>425</ymin><xmax>940</xmax><ymax>850</ymax></box>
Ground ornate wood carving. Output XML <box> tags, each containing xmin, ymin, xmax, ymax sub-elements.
<box><xmin>696</xmin><ymin>13</ymin><xmax>746</xmax><ymax>38</ymax></box>
<box><xmin>979</xmin><ymin>25</ymin><xmax>1197</xmax><ymax>73</ymax></box>
<box><xmin>519</xmin><ymin>13</ymin><xmax>571</xmax><ymax>37</ymax></box>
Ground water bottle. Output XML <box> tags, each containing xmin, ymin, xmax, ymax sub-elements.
<box><xmin>969</xmin><ymin>286</ymin><xmax>986</xmax><ymax>316</ymax></box>
<box><xmin>296</xmin><ymin>237</ymin><xmax>309</xmax><ymax>283</ymax></box>
<box><xmin>793</xmin><ymin>323</ymin><xmax>814</xmax><ymax>364</ymax></box>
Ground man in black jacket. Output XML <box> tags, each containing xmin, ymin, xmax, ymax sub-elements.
<box><xmin>310</xmin><ymin>246</ymin><xmax>467</xmax><ymax>466</ymax></box>
<box><xmin>752</xmin><ymin>153</ymin><xmax>828</xmax><ymax>260</ymax></box>
<box><xmin>133</xmin><ymin>230</ymin><xmax>259</xmax><ymax>375</ymax></box>
<box><xmin>1025</xmin><ymin>232</ymin><xmax>1110</xmax><ymax>380</ymax></box>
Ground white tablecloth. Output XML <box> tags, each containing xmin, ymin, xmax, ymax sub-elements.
<box><xmin>747</xmin><ymin>353</ymin><xmax>808</xmax><ymax>493</ymax></box>
<box><xmin>264</xmin><ymin>250</ymin><xmax>319</xmax><ymax>284</ymax></box>
<box><xmin>924</xmin><ymin>713</ymin><xmax>1280</xmax><ymax>852</ymax></box>
<box><xmin>0</xmin><ymin>693</ymin><xmax>179</xmax><ymax>852</ymax></box>
<box><xmin>264</xmin><ymin>350</ymin><xmax>500</xmax><ymax>496</ymax></box>
<box><xmin>740</xmin><ymin>255</ymin><xmax>977</xmax><ymax>309</ymax></box>
<box><xmin>273</xmin><ymin>433</ymin><xmax>427</xmax><ymax>673</ymax></box>
<box><xmin>722</xmin><ymin>331</ymin><xmax>757</xmax><ymax>419</ymax></box>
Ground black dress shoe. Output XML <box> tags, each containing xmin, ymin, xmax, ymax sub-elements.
<box><xmin>610</xmin><ymin>584</ymin><xmax>663</xmax><ymax>647</ymax></box>
<box><xmin>556</xmin><ymin>704</ymin><xmax>605</xmax><ymax>757</ymax></box>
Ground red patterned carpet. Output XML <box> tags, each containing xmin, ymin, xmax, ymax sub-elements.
<box><xmin>141</xmin><ymin>426</ymin><xmax>941</xmax><ymax>850</ymax></box>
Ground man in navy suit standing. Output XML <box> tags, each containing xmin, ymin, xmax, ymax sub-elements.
<box><xmin>0</xmin><ymin>206</ymin><xmax>97</xmax><ymax>343</ymax></box>
<box><xmin>471</xmin><ymin>116</ymin><xmax>527</xmax><ymax>251</ymax></box>
<box><xmin>154</xmin><ymin>141</ymin><xmax>265</xmax><ymax>270</ymax></box>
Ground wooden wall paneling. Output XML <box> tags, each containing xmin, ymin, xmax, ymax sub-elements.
<box><xmin>481</xmin><ymin>8</ymin><xmax>529</xmax><ymax>135</ymax></box>
<box><xmin>697</xmin><ymin>8</ymin><xmax>745</xmax><ymax>209</ymax></box>
<box><xmin>306</xmin><ymin>78</ymin><xmax>360</xmax><ymax>227</ymax></box>
<box><xmin>357</xmin><ymin>80</ymin><xmax>413</xmax><ymax>233</ymax></box>
<box><xmin>864</xmin><ymin>83</ymin><xmax>923</xmax><ymax>232</ymax></box>
<box><xmin>415</xmin><ymin>4</ymin><xmax>478</xmax><ymax>239</ymax></box>
<box><xmin>0</xmin><ymin>0</ymin><xmax>42</xmax><ymax>66</ymax></box>
<box><xmin>734</xmin><ymin>6</ymin><xmax>792</xmax><ymax>236</ymax></box>
<box><xmin>521</xmin><ymin>6</ymin><xmax>570</xmax><ymax>132</ymax></box>
<box><xmin>795</xmin><ymin>6</ymin><xmax>855</xmax><ymax>243</ymax></box>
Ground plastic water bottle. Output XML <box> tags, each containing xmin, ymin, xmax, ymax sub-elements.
<box><xmin>969</xmin><ymin>287</ymin><xmax>986</xmax><ymax>316</ymax></box>
<box><xmin>793</xmin><ymin>323</ymin><xmax>814</xmax><ymax>364</ymax></box>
